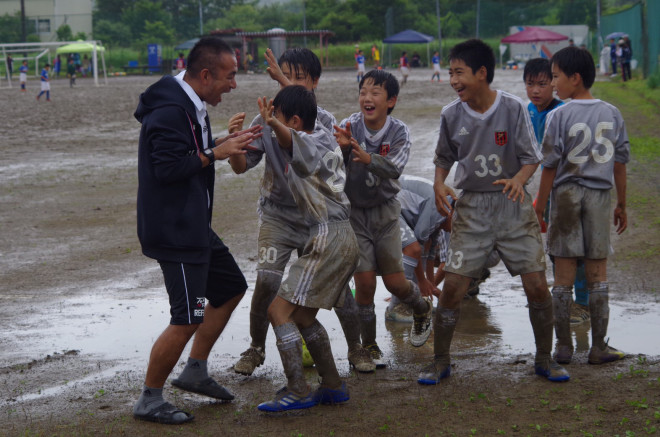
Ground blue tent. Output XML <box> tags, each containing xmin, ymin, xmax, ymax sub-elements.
<box><xmin>382</xmin><ymin>29</ymin><xmax>435</xmax><ymax>67</ymax></box>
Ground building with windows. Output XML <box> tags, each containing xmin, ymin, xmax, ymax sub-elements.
<box><xmin>0</xmin><ymin>0</ymin><xmax>93</xmax><ymax>42</ymax></box>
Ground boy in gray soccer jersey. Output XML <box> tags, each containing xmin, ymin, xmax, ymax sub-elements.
<box><xmin>334</xmin><ymin>69</ymin><xmax>434</xmax><ymax>368</ymax></box>
<box><xmin>386</xmin><ymin>175</ymin><xmax>450</xmax><ymax>323</ymax></box>
<box><xmin>420</xmin><ymin>39</ymin><xmax>569</xmax><ymax>385</ymax></box>
<box><xmin>255</xmin><ymin>86</ymin><xmax>358</xmax><ymax>412</ymax></box>
<box><xmin>229</xmin><ymin>48</ymin><xmax>375</xmax><ymax>376</ymax></box>
<box><xmin>535</xmin><ymin>46</ymin><xmax>629</xmax><ymax>366</ymax></box>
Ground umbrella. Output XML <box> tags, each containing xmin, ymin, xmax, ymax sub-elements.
<box><xmin>56</xmin><ymin>41</ymin><xmax>105</xmax><ymax>54</ymax></box>
<box><xmin>501</xmin><ymin>27</ymin><xmax>568</xmax><ymax>43</ymax></box>
<box><xmin>174</xmin><ymin>38</ymin><xmax>199</xmax><ymax>51</ymax></box>
<box><xmin>605</xmin><ymin>32</ymin><xmax>627</xmax><ymax>41</ymax></box>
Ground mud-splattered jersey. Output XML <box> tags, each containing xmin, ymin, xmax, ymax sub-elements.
<box><xmin>541</xmin><ymin>99</ymin><xmax>630</xmax><ymax>190</ymax></box>
<box><xmin>246</xmin><ymin>105</ymin><xmax>337</xmax><ymax>207</ymax></box>
<box><xmin>339</xmin><ymin>112</ymin><xmax>411</xmax><ymax>208</ymax></box>
<box><xmin>285</xmin><ymin>125</ymin><xmax>351</xmax><ymax>225</ymax></box>
<box><xmin>434</xmin><ymin>90</ymin><xmax>542</xmax><ymax>192</ymax></box>
<box><xmin>397</xmin><ymin>175</ymin><xmax>447</xmax><ymax>245</ymax></box>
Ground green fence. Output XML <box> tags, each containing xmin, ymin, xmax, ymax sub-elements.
<box><xmin>601</xmin><ymin>0</ymin><xmax>659</xmax><ymax>77</ymax></box>
<box><xmin>648</xmin><ymin>0</ymin><xmax>660</xmax><ymax>76</ymax></box>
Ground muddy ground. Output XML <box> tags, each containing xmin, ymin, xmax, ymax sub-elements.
<box><xmin>0</xmin><ymin>68</ymin><xmax>658</xmax><ymax>436</ymax></box>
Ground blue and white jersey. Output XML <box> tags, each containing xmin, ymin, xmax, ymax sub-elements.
<box><xmin>40</xmin><ymin>68</ymin><xmax>49</xmax><ymax>81</ymax></box>
<box><xmin>356</xmin><ymin>54</ymin><xmax>365</xmax><ymax>66</ymax></box>
<box><xmin>432</xmin><ymin>55</ymin><xmax>440</xmax><ymax>66</ymax></box>
<box><xmin>528</xmin><ymin>98</ymin><xmax>563</xmax><ymax>146</ymax></box>
<box><xmin>19</xmin><ymin>64</ymin><xmax>28</xmax><ymax>74</ymax></box>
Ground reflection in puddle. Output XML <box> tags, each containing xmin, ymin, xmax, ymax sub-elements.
<box><xmin>3</xmin><ymin>261</ymin><xmax>659</xmax><ymax>377</ymax></box>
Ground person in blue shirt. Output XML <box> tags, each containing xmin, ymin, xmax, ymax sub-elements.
<box><xmin>609</xmin><ymin>38</ymin><xmax>617</xmax><ymax>76</ymax></box>
<box><xmin>19</xmin><ymin>60</ymin><xmax>28</xmax><ymax>91</ymax></box>
<box><xmin>36</xmin><ymin>64</ymin><xmax>51</xmax><ymax>101</ymax></box>
<box><xmin>431</xmin><ymin>51</ymin><xmax>442</xmax><ymax>82</ymax></box>
<box><xmin>356</xmin><ymin>49</ymin><xmax>365</xmax><ymax>83</ymax></box>
<box><xmin>524</xmin><ymin>58</ymin><xmax>589</xmax><ymax>326</ymax></box>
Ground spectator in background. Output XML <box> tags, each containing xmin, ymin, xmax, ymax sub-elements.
<box><xmin>610</xmin><ymin>38</ymin><xmax>618</xmax><ymax>77</ymax></box>
<box><xmin>621</xmin><ymin>37</ymin><xmax>632</xmax><ymax>81</ymax></box>
<box><xmin>175</xmin><ymin>52</ymin><xmax>186</xmax><ymax>73</ymax></box>
<box><xmin>6</xmin><ymin>54</ymin><xmax>13</xmax><ymax>78</ymax></box>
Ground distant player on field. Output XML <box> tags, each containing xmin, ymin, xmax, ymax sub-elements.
<box><xmin>399</xmin><ymin>51</ymin><xmax>410</xmax><ymax>86</ymax></box>
<box><xmin>36</xmin><ymin>63</ymin><xmax>51</xmax><ymax>101</ymax></box>
<box><xmin>535</xmin><ymin>46</ymin><xmax>630</xmax><ymax>366</ymax></box>
<box><xmin>431</xmin><ymin>51</ymin><xmax>442</xmax><ymax>82</ymax></box>
<box><xmin>420</xmin><ymin>39</ymin><xmax>569</xmax><ymax>385</ymax></box>
<box><xmin>356</xmin><ymin>49</ymin><xmax>366</xmax><ymax>83</ymax></box>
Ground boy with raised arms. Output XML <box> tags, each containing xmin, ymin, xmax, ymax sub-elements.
<box><xmin>334</xmin><ymin>69</ymin><xmax>433</xmax><ymax>368</ymax></box>
<box><xmin>255</xmin><ymin>85</ymin><xmax>358</xmax><ymax>411</ymax></box>
<box><xmin>421</xmin><ymin>39</ymin><xmax>569</xmax><ymax>385</ymax></box>
<box><xmin>229</xmin><ymin>48</ymin><xmax>375</xmax><ymax>376</ymax></box>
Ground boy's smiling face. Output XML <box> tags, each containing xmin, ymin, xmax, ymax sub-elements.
<box><xmin>280</xmin><ymin>62</ymin><xmax>319</xmax><ymax>91</ymax></box>
<box><xmin>448</xmin><ymin>58</ymin><xmax>485</xmax><ymax>104</ymax></box>
<box><xmin>359</xmin><ymin>78</ymin><xmax>396</xmax><ymax>130</ymax></box>
<box><xmin>551</xmin><ymin>63</ymin><xmax>576</xmax><ymax>100</ymax></box>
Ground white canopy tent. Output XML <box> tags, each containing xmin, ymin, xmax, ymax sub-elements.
<box><xmin>1</xmin><ymin>40</ymin><xmax>107</xmax><ymax>88</ymax></box>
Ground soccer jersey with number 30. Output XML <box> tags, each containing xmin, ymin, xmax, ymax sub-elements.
<box><xmin>541</xmin><ymin>99</ymin><xmax>630</xmax><ymax>190</ymax></box>
<box><xmin>434</xmin><ymin>90</ymin><xmax>541</xmax><ymax>192</ymax></box>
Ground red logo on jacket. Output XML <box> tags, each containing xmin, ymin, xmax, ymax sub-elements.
<box><xmin>494</xmin><ymin>131</ymin><xmax>508</xmax><ymax>146</ymax></box>
<box><xmin>380</xmin><ymin>143</ymin><xmax>390</xmax><ymax>156</ymax></box>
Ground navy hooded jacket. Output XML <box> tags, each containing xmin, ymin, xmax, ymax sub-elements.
<box><xmin>135</xmin><ymin>75</ymin><xmax>215</xmax><ymax>263</ymax></box>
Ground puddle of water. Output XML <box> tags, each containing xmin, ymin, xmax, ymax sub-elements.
<box><xmin>4</xmin><ymin>263</ymin><xmax>658</xmax><ymax>377</ymax></box>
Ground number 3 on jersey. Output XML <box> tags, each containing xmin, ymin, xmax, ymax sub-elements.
<box><xmin>567</xmin><ymin>122</ymin><xmax>614</xmax><ymax>164</ymax></box>
<box><xmin>446</xmin><ymin>249</ymin><xmax>464</xmax><ymax>269</ymax></box>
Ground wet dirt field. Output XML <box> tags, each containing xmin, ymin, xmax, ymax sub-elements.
<box><xmin>0</xmin><ymin>67</ymin><xmax>659</xmax><ymax>436</ymax></box>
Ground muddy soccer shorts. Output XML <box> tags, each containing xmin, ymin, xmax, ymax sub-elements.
<box><xmin>446</xmin><ymin>190</ymin><xmax>546</xmax><ymax>278</ymax></box>
<box><xmin>256</xmin><ymin>197</ymin><xmax>309</xmax><ymax>272</ymax></box>
<box><xmin>279</xmin><ymin>220</ymin><xmax>358</xmax><ymax>310</ymax></box>
<box><xmin>547</xmin><ymin>182</ymin><xmax>611</xmax><ymax>259</ymax></box>
<box><xmin>158</xmin><ymin>232</ymin><xmax>247</xmax><ymax>325</ymax></box>
<box><xmin>350</xmin><ymin>198</ymin><xmax>404</xmax><ymax>275</ymax></box>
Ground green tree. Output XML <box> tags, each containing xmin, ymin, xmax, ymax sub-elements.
<box><xmin>74</xmin><ymin>31</ymin><xmax>88</xmax><ymax>40</ymax></box>
<box><xmin>0</xmin><ymin>12</ymin><xmax>22</xmax><ymax>43</ymax></box>
<box><xmin>93</xmin><ymin>19</ymin><xmax>132</xmax><ymax>46</ymax></box>
<box><xmin>121</xmin><ymin>0</ymin><xmax>173</xmax><ymax>41</ymax></box>
<box><xmin>140</xmin><ymin>20</ymin><xmax>176</xmax><ymax>45</ymax></box>
<box><xmin>206</xmin><ymin>4</ymin><xmax>261</xmax><ymax>33</ymax></box>
<box><xmin>56</xmin><ymin>23</ymin><xmax>74</xmax><ymax>41</ymax></box>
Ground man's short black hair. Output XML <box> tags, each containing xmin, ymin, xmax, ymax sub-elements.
<box><xmin>449</xmin><ymin>39</ymin><xmax>495</xmax><ymax>83</ymax></box>
<box><xmin>523</xmin><ymin>58</ymin><xmax>552</xmax><ymax>82</ymax></box>
<box><xmin>359</xmin><ymin>69</ymin><xmax>400</xmax><ymax>114</ymax></box>
<box><xmin>551</xmin><ymin>46</ymin><xmax>596</xmax><ymax>89</ymax></box>
<box><xmin>278</xmin><ymin>47</ymin><xmax>322</xmax><ymax>82</ymax></box>
<box><xmin>187</xmin><ymin>36</ymin><xmax>233</xmax><ymax>77</ymax></box>
<box><xmin>273</xmin><ymin>85</ymin><xmax>317</xmax><ymax>131</ymax></box>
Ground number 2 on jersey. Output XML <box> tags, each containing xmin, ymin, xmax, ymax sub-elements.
<box><xmin>567</xmin><ymin>122</ymin><xmax>614</xmax><ymax>164</ymax></box>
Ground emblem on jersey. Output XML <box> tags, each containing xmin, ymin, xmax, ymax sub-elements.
<box><xmin>495</xmin><ymin>131</ymin><xmax>508</xmax><ymax>146</ymax></box>
<box><xmin>379</xmin><ymin>143</ymin><xmax>390</xmax><ymax>156</ymax></box>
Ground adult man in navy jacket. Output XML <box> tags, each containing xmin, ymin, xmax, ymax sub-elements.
<box><xmin>133</xmin><ymin>36</ymin><xmax>260</xmax><ymax>424</ymax></box>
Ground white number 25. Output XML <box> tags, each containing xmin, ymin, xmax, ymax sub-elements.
<box><xmin>567</xmin><ymin>122</ymin><xmax>615</xmax><ymax>164</ymax></box>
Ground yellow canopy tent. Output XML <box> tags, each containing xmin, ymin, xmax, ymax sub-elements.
<box><xmin>56</xmin><ymin>41</ymin><xmax>107</xmax><ymax>85</ymax></box>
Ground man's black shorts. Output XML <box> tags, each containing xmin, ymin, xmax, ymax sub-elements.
<box><xmin>158</xmin><ymin>231</ymin><xmax>247</xmax><ymax>325</ymax></box>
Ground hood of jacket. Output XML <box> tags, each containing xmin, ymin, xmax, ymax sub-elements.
<box><xmin>134</xmin><ymin>75</ymin><xmax>196</xmax><ymax>124</ymax></box>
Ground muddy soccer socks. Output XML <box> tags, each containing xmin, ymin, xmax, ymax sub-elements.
<box><xmin>250</xmin><ymin>270</ymin><xmax>282</xmax><ymax>348</ymax></box>
<box><xmin>551</xmin><ymin>285</ymin><xmax>573</xmax><ymax>348</ymax></box>
<box><xmin>358</xmin><ymin>302</ymin><xmax>377</xmax><ymax>346</ymax></box>
<box><xmin>273</xmin><ymin>322</ymin><xmax>308</xmax><ymax>395</ymax></box>
<box><xmin>588</xmin><ymin>282</ymin><xmax>610</xmax><ymax>350</ymax></box>
<box><xmin>401</xmin><ymin>281</ymin><xmax>429</xmax><ymax>315</ymax></box>
<box><xmin>300</xmin><ymin>320</ymin><xmax>342</xmax><ymax>389</ymax></box>
<box><xmin>433</xmin><ymin>306</ymin><xmax>460</xmax><ymax>366</ymax></box>
<box><xmin>334</xmin><ymin>284</ymin><xmax>363</xmax><ymax>351</ymax></box>
<box><xmin>529</xmin><ymin>296</ymin><xmax>554</xmax><ymax>364</ymax></box>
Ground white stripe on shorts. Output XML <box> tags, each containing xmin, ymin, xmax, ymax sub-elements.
<box><xmin>293</xmin><ymin>222</ymin><xmax>328</xmax><ymax>306</ymax></box>
<box><xmin>180</xmin><ymin>263</ymin><xmax>191</xmax><ymax>324</ymax></box>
